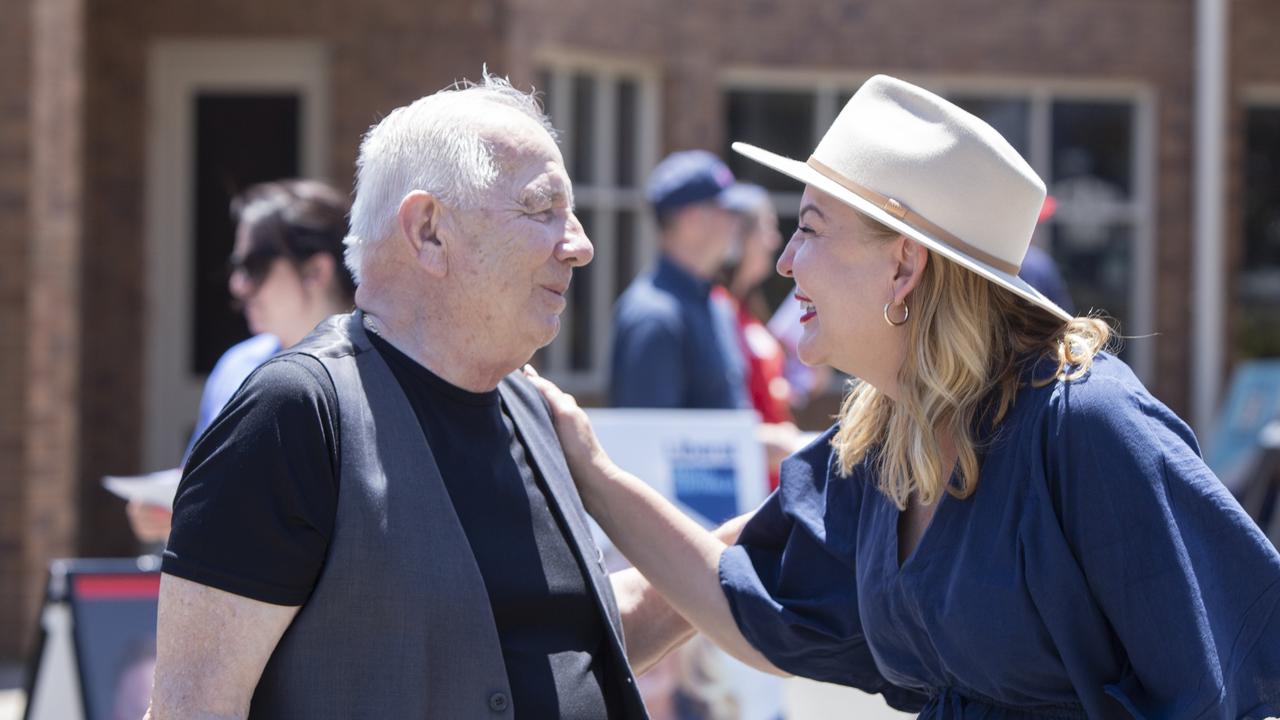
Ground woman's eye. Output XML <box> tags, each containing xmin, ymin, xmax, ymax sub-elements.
<box><xmin>797</xmin><ymin>225</ymin><xmax>815</xmax><ymax>235</ymax></box>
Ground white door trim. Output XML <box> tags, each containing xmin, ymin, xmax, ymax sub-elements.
<box><xmin>143</xmin><ymin>39</ymin><xmax>329</xmax><ymax>470</ymax></box>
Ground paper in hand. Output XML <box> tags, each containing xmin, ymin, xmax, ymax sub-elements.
<box><xmin>102</xmin><ymin>467</ymin><xmax>182</xmax><ymax>509</ymax></box>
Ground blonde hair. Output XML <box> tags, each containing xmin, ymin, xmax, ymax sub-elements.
<box><xmin>832</xmin><ymin>216</ymin><xmax>1111</xmax><ymax>510</ymax></box>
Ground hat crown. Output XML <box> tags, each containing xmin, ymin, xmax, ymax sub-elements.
<box><xmin>812</xmin><ymin>75</ymin><xmax>1046</xmax><ymax>270</ymax></box>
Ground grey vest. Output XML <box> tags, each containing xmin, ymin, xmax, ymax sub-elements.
<box><xmin>249</xmin><ymin>312</ymin><xmax>647</xmax><ymax>719</ymax></box>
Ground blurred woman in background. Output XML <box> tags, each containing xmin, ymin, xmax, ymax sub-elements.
<box><xmin>127</xmin><ymin>179</ymin><xmax>354</xmax><ymax>543</ymax></box>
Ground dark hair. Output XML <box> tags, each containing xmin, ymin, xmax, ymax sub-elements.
<box><xmin>230</xmin><ymin>179</ymin><xmax>356</xmax><ymax>301</ymax></box>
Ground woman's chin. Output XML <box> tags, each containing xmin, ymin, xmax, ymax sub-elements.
<box><xmin>796</xmin><ymin>337</ymin><xmax>825</xmax><ymax>367</ymax></box>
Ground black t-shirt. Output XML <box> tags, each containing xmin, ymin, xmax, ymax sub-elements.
<box><xmin>164</xmin><ymin>335</ymin><xmax>619</xmax><ymax>719</ymax></box>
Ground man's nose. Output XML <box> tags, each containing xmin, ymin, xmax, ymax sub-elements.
<box><xmin>557</xmin><ymin>214</ymin><xmax>594</xmax><ymax>268</ymax></box>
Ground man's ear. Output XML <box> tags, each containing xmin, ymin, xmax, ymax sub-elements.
<box><xmin>890</xmin><ymin>235</ymin><xmax>929</xmax><ymax>305</ymax></box>
<box><xmin>397</xmin><ymin>190</ymin><xmax>449</xmax><ymax>278</ymax></box>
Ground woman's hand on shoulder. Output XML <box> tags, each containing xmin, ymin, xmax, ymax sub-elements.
<box><xmin>523</xmin><ymin>365</ymin><xmax>618</xmax><ymax>503</ymax></box>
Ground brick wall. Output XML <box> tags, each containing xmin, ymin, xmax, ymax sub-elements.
<box><xmin>0</xmin><ymin>0</ymin><xmax>33</xmax><ymax>663</ymax></box>
<box><xmin>0</xmin><ymin>0</ymin><xmax>84</xmax><ymax>664</ymax></box>
<box><xmin>28</xmin><ymin>0</ymin><xmax>84</xmax><ymax>606</ymax></box>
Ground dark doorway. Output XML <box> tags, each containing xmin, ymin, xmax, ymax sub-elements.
<box><xmin>192</xmin><ymin>93</ymin><xmax>300</xmax><ymax>374</ymax></box>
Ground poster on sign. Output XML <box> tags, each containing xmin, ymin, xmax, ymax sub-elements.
<box><xmin>1204</xmin><ymin>360</ymin><xmax>1280</xmax><ymax>494</ymax></box>
<box><xmin>69</xmin><ymin>570</ymin><xmax>160</xmax><ymax>720</ymax></box>
<box><xmin>26</xmin><ymin>558</ymin><xmax>161</xmax><ymax>720</ymax></box>
<box><xmin>584</xmin><ymin>408</ymin><xmax>780</xmax><ymax>720</ymax></box>
<box><xmin>585</xmin><ymin>408</ymin><xmax>770</xmax><ymax>529</ymax></box>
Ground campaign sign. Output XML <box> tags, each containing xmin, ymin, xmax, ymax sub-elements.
<box><xmin>586</xmin><ymin>409</ymin><xmax>769</xmax><ymax>528</ymax></box>
<box><xmin>26</xmin><ymin>558</ymin><xmax>160</xmax><ymax>720</ymax></box>
<box><xmin>668</xmin><ymin>439</ymin><xmax>740</xmax><ymax>526</ymax></box>
<box><xmin>1205</xmin><ymin>360</ymin><xmax>1280</xmax><ymax>493</ymax></box>
<box><xmin>584</xmin><ymin>409</ymin><xmax>780</xmax><ymax>720</ymax></box>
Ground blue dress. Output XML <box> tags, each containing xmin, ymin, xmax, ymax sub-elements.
<box><xmin>720</xmin><ymin>353</ymin><xmax>1280</xmax><ymax>719</ymax></box>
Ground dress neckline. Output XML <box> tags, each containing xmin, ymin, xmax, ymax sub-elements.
<box><xmin>888</xmin><ymin>466</ymin><xmax>959</xmax><ymax>573</ymax></box>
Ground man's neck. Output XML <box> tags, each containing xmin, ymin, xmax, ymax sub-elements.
<box><xmin>361</xmin><ymin>309</ymin><xmax>514</xmax><ymax>392</ymax></box>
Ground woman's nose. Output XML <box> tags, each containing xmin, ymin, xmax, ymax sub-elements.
<box><xmin>776</xmin><ymin>235</ymin><xmax>798</xmax><ymax>278</ymax></box>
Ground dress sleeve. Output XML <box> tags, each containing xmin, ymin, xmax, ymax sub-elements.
<box><xmin>717</xmin><ymin>433</ymin><xmax>928</xmax><ymax>713</ymax></box>
<box><xmin>1047</xmin><ymin>371</ymin><xmax>1280</xmax><ymax>719</ymax></box>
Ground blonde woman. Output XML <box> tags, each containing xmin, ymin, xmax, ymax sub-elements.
<box><xmin>527</xmin><ymin>75</ymin><xmax>1280</xmax><ymax>719</ymax></box>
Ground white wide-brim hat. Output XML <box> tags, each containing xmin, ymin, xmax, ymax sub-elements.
<box><xmin>732</xmin><ymin>74</ymin><xmax>1071</xmax><ymax>322</ymax></box>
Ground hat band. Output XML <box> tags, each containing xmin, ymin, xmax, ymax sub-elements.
<box><xmin>806</xmin><ymin>156</ymin><xmax>1021</xmax><ymax>275</ymax></box>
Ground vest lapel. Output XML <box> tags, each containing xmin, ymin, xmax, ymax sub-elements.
<box><xmin>497</xmin><ymin>377</ymin><xmax>626</xmax><ymax>643</ymax></box>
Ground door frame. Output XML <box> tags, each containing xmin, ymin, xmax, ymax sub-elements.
<box><xmin>143</xmin><ymin>39</ymin><xmax>330</xmax><ymax>469</ymax></box>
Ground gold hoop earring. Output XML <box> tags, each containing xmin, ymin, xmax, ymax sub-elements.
<box><xmin>883</xmin><ymin>301</ymin><xmax>909</xmax><ymax>327</ymax></box>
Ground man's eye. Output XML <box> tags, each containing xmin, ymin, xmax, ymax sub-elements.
<box><xmin>797</xmin><ymin>225</ymin><xmax>815</xmax><ymax>235</ymax></box>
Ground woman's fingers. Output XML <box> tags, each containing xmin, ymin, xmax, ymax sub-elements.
<box><xmin>523</xmin><ymin>364</ymin><xmax>578</xmax><ymax>413</ymax></box>
<box><xmin>521</xmin><ymin>364</ymin><xmax>609</xmax><ymax>472</ymax></box>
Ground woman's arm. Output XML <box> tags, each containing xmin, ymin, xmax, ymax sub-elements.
<box><xmin>525</xmin><ymin>367</ymin><xmax>785</xmax><ymax>676</ymax></box>
<box><xmin>610</xmin><ymin>514</ymin><xmax>758</xmax><ymax>675</ymax></box>
<box><xmin>592</xmin><ymin>462</ymin><xmax>784</xmax><ymax>675</ymax></box>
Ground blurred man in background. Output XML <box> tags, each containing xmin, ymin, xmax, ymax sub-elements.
<box><xmin>714</xmin><ymin>183</ymin><xmax>797</xmax><ymax>490</ymax></box>
<box><xmin>610</xmin><ymin>150</ymin><xmax>750</xmax><ymax>410</ymax></box>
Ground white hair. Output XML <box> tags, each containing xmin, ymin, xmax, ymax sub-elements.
<box><xmin>343</xmin><ymin>71</ymin><xmax>556</xmax><ymax>284</ymax></box>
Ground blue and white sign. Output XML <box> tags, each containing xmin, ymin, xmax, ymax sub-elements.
<box><xmin>585</xmin><ymin>408</ymin><xmax>770</xmax><ymax>528</ymax></box>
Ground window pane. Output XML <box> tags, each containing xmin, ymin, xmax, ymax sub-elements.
<box><xmin>570</xmin><ymin>209</ymin><xmax>596</xmax><ymax>371</ymax></box>
<box><xmin>1238</xmin><ymin>107</ymin><xmax>1280</xmax><ymax>358</ymax></box>
<box><xmin>951</xmin><ymin>96</ymin><xmax>1031</xmax><ymax>157</ymax></box>
<box><xmin>193</xmin><ymin>93</ymin><xmax>300</xmax><ymax>374</ymax></box>
<box><xmin>572</xmin><ymin>74</ymin><xmax>595</xmax><ymax>184</ymax></box>
<box><xmin>1049</xmin><ymin>220</ymin><xmax>1132</xmax><ymax>334</ymax></box>
<box><xmin>614</xmin><ymin>209</ymin><xmax>636</xmax><ymax>300</ymax></box>
<box><xmin>616</xmin><ymin>78</ymin><xmax>638</xmax><ymax>188</ymax></box>
<box><xmin>726</xmin><ymin>90</ymin><xmax>815</xmax><ymax>191</ymax></box>
<box><xmin>1051</xmin><ymin>100</ymin><xmax>1133</xmax><ymax>198</ymax></box>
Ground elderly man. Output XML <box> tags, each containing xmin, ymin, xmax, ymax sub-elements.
<box><xmin>147</xmin><ymin>76</ymin><xmax>701</xmax><ymax>719</ymax></box>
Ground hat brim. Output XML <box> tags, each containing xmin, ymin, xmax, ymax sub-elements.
<box><xmin>731</xmin><ymin>141</ymin><xmax>1072</xmax><ymax>323</ymax></box>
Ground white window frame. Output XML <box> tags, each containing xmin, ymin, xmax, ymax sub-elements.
<box><xmin>535</xmin><ymin>52</ymin><xmax>661</xmax><ymax>395</ymax></box>
<box><xmin>1233</xmin><ymin>86</ymin><xmax>1280</xmax><ymax>354</ymax></box>
<box><xmin>721</xmin><ymin>69</ymin><xmax>1157</xmax><ymax>385</ymax></box>
<box><xmin>143</xmin><ymin>40</ymin><xmax>330</xmax><ymax>470</ymax></box>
